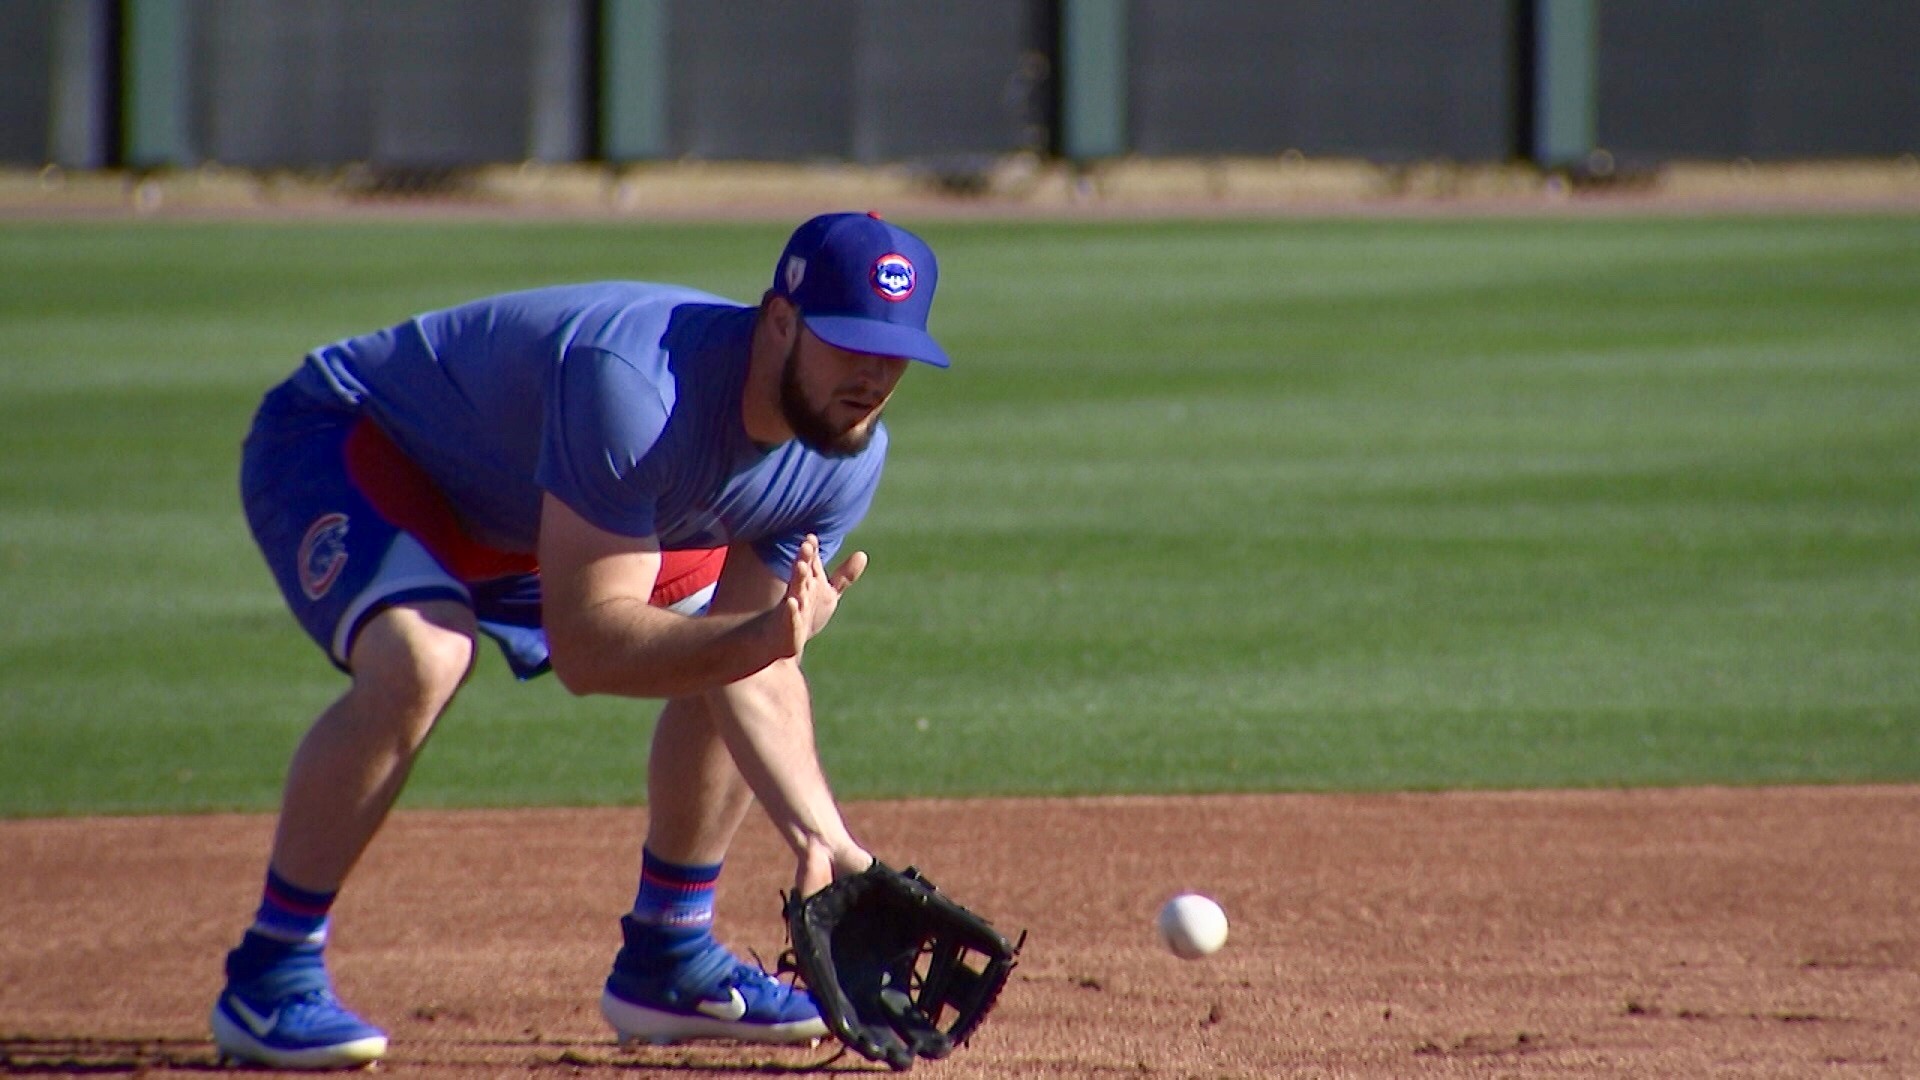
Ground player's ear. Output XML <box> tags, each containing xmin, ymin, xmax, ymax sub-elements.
<box><xmin>762</xmin><ymin>290</ymin><xmax>800</xmax><ymax>342</ymax></box>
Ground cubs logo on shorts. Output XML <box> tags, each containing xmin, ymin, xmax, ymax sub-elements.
<box><xmin>297</xmin><ymin>513</ymin><xmax>351</xmax><ymax>599</ymax></box>
<box><xmin>870</xmin><ymin>253</ymin><xmax>915</xmax><ymax>301</ymax></box>
<box><xmin>245</xmin><ymin>383</ymin><xmax>732</xmax><ymax>679</ymax></box>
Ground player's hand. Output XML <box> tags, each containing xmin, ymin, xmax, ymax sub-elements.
<box><xmin>795</xmin><ymin>839</ymin><xmax>875</xmax><ymax>899</ymax></box>
<box><xmin>764</xmin><ymin>535</ymin><xmax>866</xmax><ymax>662</ymax></box>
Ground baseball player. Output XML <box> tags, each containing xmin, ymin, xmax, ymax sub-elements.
<box><xmin>209</xmin><ymin>212</ymin><xmax>949</xmax><ymax>1068</ymax></box>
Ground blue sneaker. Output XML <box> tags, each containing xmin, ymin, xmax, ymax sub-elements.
<box><xmin>600</xmin><ymin>916</ymin><xmax>826</xmax><ymax>1046</ymax></box>
<box><xmin>209</xmin><ymin>938</ymin><xmax>388</xmax><ymax>1069</ymax></box>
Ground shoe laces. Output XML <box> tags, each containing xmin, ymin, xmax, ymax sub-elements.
<box><xmin>723</xmin><ymin>951</ymin><xmax>805</xmax><ymax>1003</ymax></box>
<box><xmin>276</xmin><ymin>987</ymin><xmax>345</xmax><ymax>1016</ymax></box>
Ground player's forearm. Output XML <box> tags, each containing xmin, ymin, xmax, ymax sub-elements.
<box><xmin>548</xmin><ymin>596</ymin><xmax>787</xmax><ymax>699</ymax></box>
<box><xmin>706</xmin><ymin>661</ymin><xmax>865</xmax><ymax>880</ymax></box>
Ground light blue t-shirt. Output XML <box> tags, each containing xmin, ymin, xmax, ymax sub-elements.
<box><xmin>294</xmin><ymin>282</ymin><xmax>886</xmax><ymax>576</ymax></box>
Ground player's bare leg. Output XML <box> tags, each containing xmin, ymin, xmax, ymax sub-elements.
<box><xmin>212</xmin><ymin>601</ymin><xmax>475</xmax><ymax>1069</ymax></box>
<box><xmin>272</xmin><ymin>601</ymin><xmax>478</xmax><ymax>888</ymax></box>
<box><xmin>643</xmin><ymin>695</ymin><xmax>758</xmax><ymax>865</ymax></box>
<box><xmin>602</xmin><ymin>693</ymin><xmax>824</xmax><ymax>1046</ymax></box>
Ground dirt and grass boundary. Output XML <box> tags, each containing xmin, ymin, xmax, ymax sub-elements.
<box><xmin>7</xmin><ymin>155</ymin><xmax>1919</xmax><ymax>221</ymax></box>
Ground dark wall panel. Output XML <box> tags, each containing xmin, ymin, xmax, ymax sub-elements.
<box><xmin>358</xmin><ymin>0</ymin><xmax>550</xmax><ymax>166</ymax></box>
<box><xmin>0</xmin><ymin>1</ymin><xmax>56</xmax><ymax>162</ymax></box>
<box><xmin>668</xmin><ymin>0</ymin><xmax>1041</xmax><ymax>163</ymax></box>
<box><xmin>850</xmin><ymin>5</ymin><xmax>1046</xmax><ymax>163</ymax></box>
<box><xmin>185</xmin><ymin>0</ymin><xmax>586</xmax><ymax>168</ymax></box>
<box><xmin>189</xmin><ymin>2</ymin><xmax>375</xmax><ymax>166</ymax></box>
<box><xmin>669</xmin><ymin>2</ymin><xmax>859</xmax><ymax>160</ymax></box>
<box><xmin>1129</xmin><ymin>0</ymin><xmax>1519</xmax><ymax>160</ymax></box>
<box><xmin>1597</xmin><ymin>0</ymin><xmax>1920</xmax><ymax>164</ymax></box>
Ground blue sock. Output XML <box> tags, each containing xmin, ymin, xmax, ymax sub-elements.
<box><xmin>249</xmin><ymin>867</ymin><xmax>335</xmax><ymax>946</ymax></box>
<box><xmin>630</xmin><ymin>849</ymin><xmax>720</xmax><ymax>947</ymax></box>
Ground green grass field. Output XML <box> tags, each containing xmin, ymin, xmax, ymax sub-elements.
<box><xmin>2</xmin><ymin>213</ymin><xmax>1916</xmax><ymax>817</ymax></box>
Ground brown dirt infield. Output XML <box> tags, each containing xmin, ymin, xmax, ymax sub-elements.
<box><xmin>4</xmin><ymin>787</ymin><xmax>1917</xmax><ymax>1077</ymax></box>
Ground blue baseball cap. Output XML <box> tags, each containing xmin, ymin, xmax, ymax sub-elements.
<box><xmin>772</xmin><ymin>211</ymin><xmax>949</xmax><ymax>369</ymax></box>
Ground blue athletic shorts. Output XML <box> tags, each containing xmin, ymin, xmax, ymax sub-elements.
<box><xmin>239</xmin><ymin>377</ymin><xmax>719</xmax><ymax>679</ymax></box>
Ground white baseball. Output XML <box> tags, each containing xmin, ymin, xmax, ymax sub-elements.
<box><xmin>1157</xmin><ymin>893</ymin><xmax>1228</xmax><ymax>959</ymax></box>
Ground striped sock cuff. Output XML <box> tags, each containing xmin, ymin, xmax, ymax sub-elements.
<box><xmin>251</xmin><ymin>867</ymin><xmax>336</xmax><ymax>944</ymax></box>
<box><xmin>631</xmin><ymin>849</ymin><xmax>721</xmax><ymax>930</ymax></box>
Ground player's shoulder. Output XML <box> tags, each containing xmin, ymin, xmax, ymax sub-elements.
<box><xmin>564</xmin><ymin>280</ymin><xmax>733</xmax><ymax>309</ymax></box>
<box><xmin>480</xmin><ymin>281</ymin><xmax>734</xmax><ymax>327</ymax></box>
<box><xmin>557</xmin><ymin>283</ymin><xmax>748</xmax><ymax>359</ymax></box>
<box><xmin>424</xmin><ymin>281</ymin><xmax>731</xmax><ymax>341</ymax></box>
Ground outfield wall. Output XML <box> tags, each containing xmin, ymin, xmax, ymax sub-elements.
<box><xmin>4</xmin><ymin>0</ymin><xmax>1916</xmax><ymax>173</ymax></box>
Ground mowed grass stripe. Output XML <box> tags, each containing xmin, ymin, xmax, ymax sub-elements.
<box><xmin>0</xmin><ymin>215</ymin><xmax>1914</xmax><ymax>814</ymax></box>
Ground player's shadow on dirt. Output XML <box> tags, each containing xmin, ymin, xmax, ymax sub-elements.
<box><xmin>555</xmin><ymin>1042</ymin><xmax>877</xmax><ymax>1074</ymax></box>
<box><xmin>0</xmin><ymin>1036</ymin><xmax>879</xmax><ymax>1075</ymax></box>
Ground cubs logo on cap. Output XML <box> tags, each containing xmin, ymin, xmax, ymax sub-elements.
<box><xmin>871</xmin><ymin>254</ymin><xmax>915</xmax><ymax>301</ymax></box>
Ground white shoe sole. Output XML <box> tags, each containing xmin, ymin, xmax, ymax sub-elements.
<box><xmin>600</xmin><ymin>988</ymin><xmax>828</xmax><ymax>1046</ymax></box>
<box><xmin>210</xmin><ymin>1004</ymin><xmax>388</xmax><ymax>1070</ymax></box>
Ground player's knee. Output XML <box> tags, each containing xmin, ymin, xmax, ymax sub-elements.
<box><xmin>347</xmin><ymin>603</ymin><xmax>477</xmax><ymax>724</ymax></box>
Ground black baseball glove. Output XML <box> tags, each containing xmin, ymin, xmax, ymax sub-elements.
<box><xmin>782</xmin><ymin>861</ymin><xmax>1021</xmax><ymax>1071</ymax></box>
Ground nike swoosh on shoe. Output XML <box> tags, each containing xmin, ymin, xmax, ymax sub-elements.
<box><xmin>693</xmin><ymin>988</ymin><xmax>747</xmax><ymax>1022</ymax></box>
<box><xmin>226</xmin><ymin>996</ymin><xmax>282</xmax><ymax>1039</ymax></box>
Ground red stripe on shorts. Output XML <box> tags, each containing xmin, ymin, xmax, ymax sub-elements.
<box><xmin>342</xmin><ymin>418</ymin><xmax>723</xmax><ymax>607</ymax></box>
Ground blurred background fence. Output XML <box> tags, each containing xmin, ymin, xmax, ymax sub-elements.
<box><xmin>4</xmin><ymin>0</ymin><xmax>1917</xmax><ymax>177</ymax></box>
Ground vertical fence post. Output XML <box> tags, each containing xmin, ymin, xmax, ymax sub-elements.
<box><xmin>122</xmin><ymin>0</ymin><xmax>192</xmax><ymax>168</ymax></box>
<box><xmin>600</xmin><ymin>0</ymin><xmax>668</xmax><ymax>161</ymax></box>
<box><xmin>1059</xmin><ymin>0</ymin><xmax>1126</xmax><ymax>161</ymax></box>
<box><xmin>1532</xmin><ymin>0</ymin><xmax>1596</xmax><ymax>170</ymax></box>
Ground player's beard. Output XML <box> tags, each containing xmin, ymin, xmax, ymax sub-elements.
<box><xmin>780</xmin><ymin>336</ymin><xmax>881</xmax><ymax>458</ymax></box>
